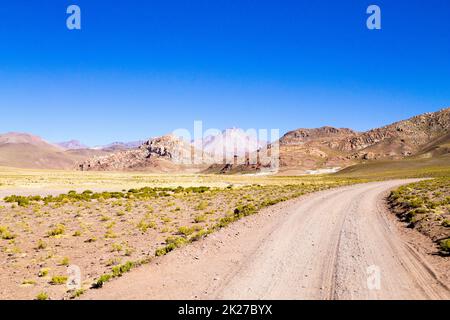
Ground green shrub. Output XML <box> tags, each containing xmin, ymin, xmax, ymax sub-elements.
<box><xmin>70</xmin><ymin>289</ymin><xmax>86</xmax><ymax>299</ymax></box>
<box><xmin>137</xmin><ymin>219</ymin><xmax>156</xmax><ymax>233</ymax></box>
<box><xmin>111</xmin><ymin>243</ymin><xmax>123</xmax><ymax>252</ymax></box>
<box><xmin>47</xmin><ymin>224</ymin><xmax>65</xmax><ymax>237</ymax></box>
<box><xmin>36</xmin><ymin>292</ymin><xmax>49</xmax><ymax>300</ymax></box>
<box><xmin>111</xmin><ymin>261</ymin><xmax>134</xmax><ymax>277</ymax></box>
<box><xmin>194</xmin><ymin>215</ymin><xmax>207</xmax><ymax>223</ymax></box>
<box><xmin>60</xmin><ymin>257</ymin><xmax>70</xmax><ymax>266</ymax></box>
<box><xmin>125</xmin><ymin>248</ymin><xmax>134</xmax><ymax>256</ymax></box>
<box><xmin>440</xmin><ymin>238</ymin><xmax>450</xmax><ymax>253</ymax></box>
<box><xmin>195</xmin><ymin>201</ymin><xmax>209</xmax><ymax>210</ymax></box>
<box><xmin>155</xmin><ymin>243</ymin><xmax>177</xmax><ymax>256</ymax></box>
<box><xmin>100</xmin><ymin>215</ymin><xmax>110</xmax><ymax>222</ymax></box>
<box><xmin>0</xmin><ymin>226</ymin><xmax>15</xmax><ymax>240</ymax></box>
<box><xmin>38</xmin><ymin>268</ymin><xmax>49</xmax><ymax>277</ymax></box>
<box><xmin>166</xmin><ymin>236</ymin><xmax>187</xmax><ymax>246</ymax></box>
<box><xmin>190</xmin><ymin>229</ymin><xmax>209</xmax><ymax>242</ymax></box>
<box><xmin>104</xmin><ymin>229</ymin><xmax>117</xmax><ymax>239</ymax></box>
<box><xmin>50</xmin><ymin>275</ymin><xmax>68</xmax><ymax>285</ymax></box>
<box><xmin>215</xmin><ymin>216</ymin><xmax>235</xmax><ymax>229</ymax></box>
<box><xmin>22</xmin><ymin>279</ymin><xmax>36</xmax><ymax>285</ymax></box>
<box><xmin>4</xmin><ymin>195</ymin><xmax>31</xmax><ymax>207</ymax></box>
<box><xmin>93</xmin><ymin>274</ymin><xmax>112</xmax><ymax>288</ymax></box>
<box><xmin>407</xmin><ymin>198</ymin><xmax>423</xmax><ymax>209</ymax></box>
<box><xmin>178</xmin><ymin>225</ymin><xmax>202</xmax><ymax>236</ymax></box>
<box><xmin>233</xmin><ymin>204</ymin><xmax>256</xmax><ymax>218</ymax></box>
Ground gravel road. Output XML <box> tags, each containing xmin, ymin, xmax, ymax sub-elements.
<box><xmin>83</xmin><ymin>180</ymin><xmax>450</xmax><ymax>300</ymax></box>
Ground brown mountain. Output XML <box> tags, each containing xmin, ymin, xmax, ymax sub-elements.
<box><xmin>79</xmin><ymin>134</ymin><xmax>209</xmax><ymax>172</ymax></box>
<box><xmin>0</xmin><ymin>132</ymin><xmax>112</xmax><ymax>169</ymax></box>
<box><xmin>278</xmin><ymin>107</ymin><xmax>450</xmax><ymax>172</ymax></box>
<box><xmin>79</xmin><ymin>107</ymin><xmax>449</xmax><ymax>174</ymax></box>
<box><xmin>2</xmin><ymin>108</ymin><xmax>448</xmax><ymax>172</ymax></box>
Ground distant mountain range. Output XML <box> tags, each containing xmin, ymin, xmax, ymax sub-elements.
<box><xmin>0</xmin><ymin>133</ymin><xmax>111</xmax><ymax>169</ymax></box>
<box><xmin>56</xmin><ymin>140</ymin><xmax>88</xmax><ymax>150</ymax></box>
<box><xmin>92</xmin><ymin>141</ymin><xmax>146</xmax><ymax>152</ymax></box>
<box><xmin>56</xmin><ymin>140</ymin><xmax>145</xmax><ymax>151</ymax></box>
<box><xmin>1</xmin><ymin>107</ymin><xmax>448</xmax><ymax>173</ymax></box>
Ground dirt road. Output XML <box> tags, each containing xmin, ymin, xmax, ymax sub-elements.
<box><xmin>83</xmin><ymin>180</ymin><xmax>450</xmax><ymax>300</ymax></box>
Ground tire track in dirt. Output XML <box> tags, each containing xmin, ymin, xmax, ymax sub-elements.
<box><xmin>82</xmin><ymin>180</ymin><xmax>450</xmax><ymax>300</ymax></box>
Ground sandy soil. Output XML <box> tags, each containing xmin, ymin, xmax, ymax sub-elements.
<box><xmin>82</xmin><ymin>180</ymin><xmax>450</xmax><ymax>300</ymax></box>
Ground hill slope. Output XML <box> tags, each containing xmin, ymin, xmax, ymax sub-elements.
<box><xmin>277</xmin><ymin>108</ymin><xmax>450</xmax><ymax>173</ymax></box>
<box><xmin>1</xmin><ymin>108</ymin><xmax>448</xmax><ymax>172</ymax></box>
<box><xmin>0</xmin><ymin>132</ymin><xmax>112</xmax><ymax>169</ymax></box>
<box><xmin>79</xmin><ymin>135</ymin><xmax>209</xmax><ymax>172</ymax></box>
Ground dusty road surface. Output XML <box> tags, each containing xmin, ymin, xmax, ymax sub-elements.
<box><xmin>83</xmin><ymin>180</ymin><xmax>450</xmax><ymax>300</ymax></box>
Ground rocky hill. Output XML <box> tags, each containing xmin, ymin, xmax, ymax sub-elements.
<box><xmin>78</xmin><ymin>108</ymin><xmax>449</xmax><ymax>173</ymax></box>
<box><xmin>1</xmin><ymin>108</ymin><xmax>448</xmax><ymax>173</ymax></box>
<box><xmin>79</xmin><ymin>134</ymin><xmax>208</xmax><ymax>171</ymax></box>
<box><xmin>278</xmin><ymin>108</ymin><xmax>450</xmax><ymax>172</ymax></box>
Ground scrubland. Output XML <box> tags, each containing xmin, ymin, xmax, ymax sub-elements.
<box><xmin>0</xmin><ymin>162</ymin><xmax>448</xmax><ymax>300</ymax></box>
<box><xmin>0</xmin><ymin>167</ymin><xmax>364</xmax><ymax>300</ymax></box>
<box><xmin>389</xmin><ymin>177</ymin><xmax>450</xmax><ymax>254</ymax></box>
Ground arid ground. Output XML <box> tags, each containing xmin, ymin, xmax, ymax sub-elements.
<box><xmin>0</xmin><ymin>166</ymin><xmax>448</xmax><ymax>300</ymax></box>
<box><xmin>82</xmin><ymin>180</ymin><xmax>450</xmax><ymax>300</ymax></box>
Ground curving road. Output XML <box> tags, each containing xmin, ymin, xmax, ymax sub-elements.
<box><xmin>83</xmin><ymin>180</ymin><xmax>450</xmax><ymax>300</ymax></box>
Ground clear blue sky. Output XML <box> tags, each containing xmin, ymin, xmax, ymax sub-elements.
<box><xmin>0</xmin><ymin>0</ymin><xmax>449</xmax><ymax>146</ymax></box>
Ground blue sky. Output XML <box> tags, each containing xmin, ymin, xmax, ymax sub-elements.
<box><xmin>0</xmin><ymin>0</ymin><xmax>449</xmax><ymax>145</ymax></box>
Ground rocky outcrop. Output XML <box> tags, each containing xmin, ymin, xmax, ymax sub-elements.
<box><xmin>79</xmin><ymin>135</ymin><xmax>197</xmax><ymax>171</ymax></box>
<box><xmin>280</xmin><ymin>127</ymin><xmax>357</xmax><ymax>145</ymax></box>
<box><xmin>78</xmin><ymin>107</ymin><xmax>450</xmax><ymax>173</ymax></box>
<box><xmin>277</xmin><ymin>108</ymin><xmax>450</xmax><ymax>170</ymax></box>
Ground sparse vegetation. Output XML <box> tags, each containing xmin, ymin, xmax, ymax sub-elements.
<box><xmin>50</xmin><ymin>275</ymin><xmax>68</xmax><ymax>285</ymax></box>
<box><xmin>194</xmin><ymin>214</ymin><xmax>207</xmax><ymax>223</ymax></box>
<box><xmin>36</xmin><ymin>239</ymin><xmax>47</xmax><ymax>250</ymax></box>
<box><xmin>36</xmin><ymin>292</ymin><xmax>49</xmax><ymax>300</ymax></box>
<box><xmin>69</xmin><ymin>288</ymin><xmax>86</xmax><ymax>299</ymax></box>
<box><xmin>195</xmin><ymin>201</ymin><xmax>209</xmax><ymax>211</ymax></box>
<box><xmin>22</xmin><ymin>279</ymin><xmax>36</xmax><ymax>285</ymax></box>
<box><xmin>47</xmin><ymin>224</ymin><xmax>65</xmax><ymax>237</ymax></box>
<box><xmin>93</xmin><ymin>274</ymin><xmax>112</xmax><ymax>288</ymax></box>
<box><xmin>439</xmin><ymin>238</ymin><xmax>450</xmax><ymax>254</ymax></box>
<box><xmin>38</xmin><ymin>268</ymin><xmax>49</xmax><ymax>277</ymax></box>
<box><xmin>389</xmin><ymin>178</ymin><xmax>450</xmax><ymax>253</ymax></box>
<box><xmin>60</xmin><ymin>257</ymin><xmax>70</xmax><ymax>266</ymax></box>
<box><xmin>0</xmin><ymin>225</ymin><xmax>15</xmax><ymax>240</ymax></box>
<box><xmin>0</xmin><ymin>170</ymin><xmax>370</xmax><ymax>299</ymax></box>
<box><xmin>111</xmin><ymin>261</ymin><xmax>135</xmax><ymax>277</ymax></box>
<box><xmin>93</xmin><ymin>261</ymin><xmax>137</xmax><ymax>288</ymax></box>
<box><xmin>178</xmin><ymin>225</ymin><xmax>201</xmax><ymax>236</ymax></box>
